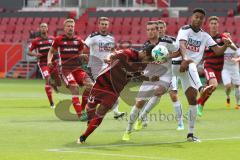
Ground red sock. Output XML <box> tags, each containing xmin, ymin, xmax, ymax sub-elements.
<box><xmin>81</xmin><ymin>89</ymin><xmax>90</xmax><ymax>110</ymax></box>
<box><xmin>45</xmin><ymin>85</ymin><xmax>53</xmax><ymax>105</ymax></box>
<box><xmin>83</xmin><ymin>115</ymin><xmax>103</xmax><ymax>138</ymax></box>
<box><xmin>72</xmin><ymin>96</ymin><xmax>83</xmax><ymax>116</ymax></box>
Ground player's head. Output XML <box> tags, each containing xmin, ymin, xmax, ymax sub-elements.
<box><xmin>139</xmin><ymin>44</ymin><xmax>156</xmax><ymax>62</ymax></box>
<box><xmin>157</xmin><ymin>20</ymin><xmax>166</xmax><ymax>37</ymax></box>
<box><xmin>98</xmin><ymin>17</ymin><xmax>110</xmax><ymax>34</ymax></box>
<box><xmin>208</xmin><ymin>16</ymin><xmax>219</xmax><ymax>33</ymax></box>
<box><xmin>146</xmin><ymin>21</ymin><xmax>158</xmax><ymax>40</ymax></box>
<box><xmin>39</xmin><ymin>23</ymin><xmax>48</xmax><ymax>36</ymax></box>
<box><xmin>191</xmin><ymin>8</ymin><xmax>206</xmax><ymax>29</ymax></box>
<box><xmin>63</xmin><ymin>19</ymin><xmax>75</xmax><ymax>37</ymax></box>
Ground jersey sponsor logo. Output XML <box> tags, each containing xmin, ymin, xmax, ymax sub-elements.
<box><xmin>73</xmin><ymin>41</ymin><xmax>79</xmax><ymax>45</ymax></box>
<box><xmin>224</xmin><ymin>52</ymin><xmax>234</xmax><ymax>61</ymax></box>
<box><xmin>99</xmin><ymin>42</ymin><xmax>114</xmax><ymax>52</ymax></box>
<box><xmin>62</xmin><ymin>48</ymin><xmax>79</xmax><ymax>52</ymax></box>
<box><xmin>39</xmin><ymin>46</ymin><xmax>51</xmax><ymax>51</ymax></box>
<box><xmin>186</xmin><ymin>37</ymin><xmax>201</xmax><ymax>52</ymax></box>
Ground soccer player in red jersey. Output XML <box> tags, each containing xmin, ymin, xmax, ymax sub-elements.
<box><xmin>28</xmin><ymin>23</ymin><xmax>56</xmax><ymax>108</ymax></box>
<box><xmin>77</xmin><ymin>45</ymin><xmax>158</xmax><ymax>143</ymax></box>
<box><xmin>197</xmin><ymin>16</ymin><xmax>229</xmax><ymax>116</ymax></box>
<box><xmin>47</xmin><ymin>19</ymin><xmax>93</xmax><ymax>116</ymax></box>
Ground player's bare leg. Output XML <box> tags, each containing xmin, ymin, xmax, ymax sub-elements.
<box><xmin>185</xmin><ymin>87</ymin><xmax>201</xmax><ymax>142</ymax></box>
<box><xmin>197</xmin><ymin>78</ymin><xmax>217</xmax><ymax>116</ymax></box>
<box><xmin>223</xmin><ymin>83</ymin><xmax>231</xmax><ymax>107</ymax></box>
<box><xmin>169</xmin><ymin>90</ymin><xmax>184</xmax><ymax>130</ymax></box>
<box><xmin>234</xmin><ymin>85</ymin><xmax>240</xmax><ymax>109</ymax></box>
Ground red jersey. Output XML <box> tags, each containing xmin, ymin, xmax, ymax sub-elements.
<box><xmin>29</xmin><ymin>36</ymin><xmax>55</xmax><ymax>65</ymax></box>
<box><xmin>96</xmin><ymin>49</ymin><xmax>146</xmax><ymax>94</ymax></box>
<box><xmin>51</xmin><ymin>34</ymin><xmax>84</xmax><ymax>72</ymax></box>
<box><xmin>203</xmin><ymin>33</ymin><xmax>225</xmax><ymax>71</ymax></box>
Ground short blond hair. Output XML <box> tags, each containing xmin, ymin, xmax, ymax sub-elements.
<box><xmin>40</xmin><ymin>23</ymin><xmax>48</xmax><ymax>27</ymax></box>
<box><xmin>208</xmin><ymin>16</ymin><xmax>219</xmax><ymax>22</ymax></box>
<box><xmin>64</xmin><ymin>19</ymin><xmax>75</xmax><ymax>26</ymax></box>
<box><xmin>157</xmin><ymin>20</ymin><xmax>166</xmax><ymax>26</ymax></box>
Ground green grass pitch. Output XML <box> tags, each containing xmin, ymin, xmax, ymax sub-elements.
<box><xmin>0</xmin><ymin>78</ymin><xmax>240</xmax><ymax>160</ymax></box>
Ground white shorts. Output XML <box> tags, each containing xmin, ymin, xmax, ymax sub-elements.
<box><xmin>136</xmin><ymin>76</ymin><xmax>172</xmax><ymax>100</ymax></box>
<box><xmin>172</xmin><ymin>63</ymin><xmax>202</xmax><ymax>92</ymax></box>
<box><xmin>222</xmin><ymin>69</ymin><xmax>240</xmax><ymax>85</ymax></box>
<box><xmin>89</xmin><ymin>63</ymin><xmax>108</xmax><ymax>80</ymax></box>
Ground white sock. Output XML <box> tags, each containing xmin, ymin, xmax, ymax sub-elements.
<box><xmin>188</xmin><ymin>63</ymin><xmax>202</xmax><ymax>90</ymax></box>
<box><xmin>139</xmin><ymin>96</ymin><xmax>160</xmax><ymax>121</ymax></box>
<box><xmin>173</xmin><ymin>101</ymin><xmax>183</xmax><ymax>126</ymax></box>
<box><xmin>188</xmin><ymin>105</ymin><xmax>197</xmax><ymax>134</ymax></box>
<box><xmin>235</xmin><ymin>86</ymin><xmax>240</xmax><ymax>105</ymax></box>
<box><xmin>126</xmin><ymin>106</ymin><xmax>141</xmax><ymax>132</ymax></box>
<box><xmin>113</xmin><ymin>99</ymin><xmax>119</xmax><ymax>114</ymax></box>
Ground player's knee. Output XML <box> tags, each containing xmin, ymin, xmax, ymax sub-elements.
<box><xmin>135</xmin><ymin>100</ymin><xmax>145</xmax><ymax>108</ymax></box>
<box><xmin>169</xmin><ymin>90</ymin><xmax>178</xmax><ymax>102</ymax></box>
<box><xmin>225</xmin><ymin>84</ymin><xmax>231</xmax><ymax>90</ymax></box>
<box><xmin>209</xmin><ymin>79</ymin><xmax>218</xmax><ymax>88</ymax></box>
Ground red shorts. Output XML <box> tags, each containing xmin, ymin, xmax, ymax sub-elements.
<box><xmin>204</xmin><ymin>67</ymin><xmax>222</xmax><ymax>83</ymax></box>
<box><xmin>38</xmin><ymin>62</ymin><xmax>58</xmax><ymax>79</ymax></box>
<box><xmin>62</xmin><ymin>69</ymin><xmax>89</xmax><ymax>86</ymax></box>
<box><xmin>88</xmin><ymin>83</ymin><xmax>118</xmax><ymax>109</ymax></box>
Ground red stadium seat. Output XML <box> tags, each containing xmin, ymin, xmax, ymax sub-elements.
<box><xmin>168</xmin><ymin>17</ymin><xmax>177</xmax><ymax>25</ymax></box>
<box><xmin>25</xmin><ymin>17</ymin><xmax>34</xmax><ymax>25</ymax></box>
<box><xmin>131</xmin><ymin>17</ymin><xmax>141</xmax><ymax>26</ymax></box>
<box><xmin>141</xmin><ymin>17</ymin><xmax>150</xmax><ymax>25</ymax></box>
<box><xmin>1</xmin><ymin>17</ymin><xmax>10</xmax><ymax>25</ymax></box>
<box><xmin>17</xmin><ymin>17</ymin><xmax>26</xmax><ymax>25</ymax></box>
<box><xmin>33</xmin><ymin>17</ymin><xmax>42</xmax><ymax>25</ymax></box>
<box><xmin>42</xmin><ymin>17</ymin><xmax>50</xmax><ymax>24</ymax></box>
<box><xmin>122</xmin><ymin>17</ymin><xmax>132</xmax><ymax>26</ymax></box>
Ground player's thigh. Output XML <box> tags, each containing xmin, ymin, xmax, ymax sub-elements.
<box><xmin>38</xmin><ymin>64</ymin><xmax>50</xmax><ymax>79</ymax></box>
<box><xmin>171</xmin><ymin>76</ymin><xmax>178</xmax><ymax>91</ymax></box>
<box><xmin>136</xmin><ymin>81</ymin><xmax>156</xmax><ymax>101</ymax></box>
<box><xmin>204</xmin><ymin>68</ymin><xmax>216</xmax><ymax>83</ymax></box>
<box><xmin>222</xmin><ymin>69</ymin><xmax>231</xmax><ymax>86</ymax></box>
<box><xmin>230</xmin><ymin>70</ymin><xmax>240</xmax><ymax>86</ymax></box>
<box><xmin>72</xmin><ymin>69</ymin><xmax>89</xmax><ymax>86</ymax></box>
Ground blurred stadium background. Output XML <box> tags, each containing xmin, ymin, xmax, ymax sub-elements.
<box><xmin>0</xmin><ymin>0</ymin><xmax>239</xmax><ymax>79</ymax></box>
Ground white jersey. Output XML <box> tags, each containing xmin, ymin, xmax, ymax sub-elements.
<box><xmin>85</xmin><ymin>32</ymin><xmax>115</xmax><ymax>68</ymax></box>
<box><xmin>143</xmin><ymin>35</ymin><xmax>179</xmax><ymax>78</ymax></box>
<box><xmin>223</xmin><ymin>47</ymin><xmax>240</xmax><ymax>70</ymax></box>
<box><xmin>173</xmin><ymin>25</ymin><xmax>217</xmax><ymax>64</ymax></box>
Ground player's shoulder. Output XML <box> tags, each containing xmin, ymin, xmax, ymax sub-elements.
<box><xmin>32</xmin><ymin>36</ymin><xmax>41</xmax><ymax>42</ymax></box>
<box><xmin>54</xmin><ymin>34</ymin><xmax>64</xmax><ymax>41</ymax></box>
<box><xmin>181</xmin><ymin>25</ymin><xmax>191</xmax><ymax>30</ymax></box>
<box><xmin>88</xmin><ymin>32</ymin><xmax>113</xmax><ymax>38</ymax></box>
<box><xmin>48</xmin><ymin>35</ymin><xmax>55</xmax><ymax>40</ymax></box>
<box><xmin>159</xmin><ymin>35</ymin><xmax>176</xmax><ymax>43</ymax></box>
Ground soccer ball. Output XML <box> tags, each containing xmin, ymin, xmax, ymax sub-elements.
<box><xmin>151</xmin><ymin>45</ymin><xmax>169</xmax><ymax>62</ymax></box>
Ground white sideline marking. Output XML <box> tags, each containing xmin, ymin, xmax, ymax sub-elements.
<box><xmin>47</xmin><ymin>136</ymin><xmax>240</xmax><ymax>160</ymax></box>
<box><xmin>47</xmin><ymin>149</ymin><xmax>178</xmax><ymax>160</ymax></box>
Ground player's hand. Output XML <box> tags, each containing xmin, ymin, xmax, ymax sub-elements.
<box><xmin>150</xmin><ymin>75</ymin><xmax>159</xmax><ymax>82</ymax></box>
<box><xmin>180</xmin><ymin>59</ymin><xmax>193</xmax><ymax>72</ymax></box>
<box><xmin>48</xmin><ymin>62</ymin><xmax>53</xmax><ymax>68</ymax></box>
<box><xmin>223</xmin><ymin>38</ymin><xmax>232</xmax><ymax>47</ymax></box>
<box><xmin>231</xmin><ymin>57</ymin><xmax>240</xmax><ymax>63</ymax></box>
<box><xmin>35</xmin><ymin>53</ymin><xmax>42</xmax><ymax>58</ymax></box>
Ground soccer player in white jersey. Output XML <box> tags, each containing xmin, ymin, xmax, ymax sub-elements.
<box><xmin>221</xmin><ymin>32</ymin><xmax>240</xmax><ymax>109</ymax></box>
<box><xmin>122</xmin><ymin>21</ymin><xmax>181</xmax><ymax>141</ymax></box>
<box><xmin>134</xmin><ymin>20</ymin><xmax>184</xmax><ymax>131</ymax></box>
<box><xmin>84</xmin><ymin>17</ymin><xmax>124</xmax><ymax>119</ymax></box>
<box><xmin>172</xmin><ymin>8</ymin><xmax>232</xmax><ymax>142</ymax></box>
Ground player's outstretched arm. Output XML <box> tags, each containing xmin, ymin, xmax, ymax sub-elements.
<box><xmin>211</xmin><ymin>39</ymin><xmax>232</xmax><ymax>55</ymax></box>
<box><xmin>28</xmin><ymin>50</ymin><xmax>42</xmax><ymax>58</ymax></box>
<box><xmin>47</xmin><ymin>47</ymin><xmax>56</xmax><ymax>67</ymax></box>
<box><xmin>167</xmin><ymin>50</ymin><xmax>181</xmax><ymax>59</ymax></box>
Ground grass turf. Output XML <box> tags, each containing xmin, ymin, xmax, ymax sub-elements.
<box><xmin>0</xmin><ymin>78</ymin><xmax>240</xmax><ymax>160</ymax></box>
